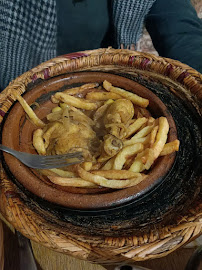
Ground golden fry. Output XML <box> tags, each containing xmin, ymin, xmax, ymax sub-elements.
<box><xmin>104</xmin><ymin>99</ymin><xmax>115</xmax><ymax>105</ymax></box>
<box><xmin>40</xmin><ymin>168</ymin><xmax>76</xmax><ymax>178</ymax></box>
<box><xmin>15</xmin><ymin>94</ymin><xmax>45</xmax><ymax>127</ymax></box>
<box><xmin>86</xmin><ymin>91</ymin><xmax>122</xmax><ymax>101</ymax></box>
<box><xmin>51</xmin><ymin>95</ymin><xmax>60</xmax><ymax>104</ymax></box>
<box><xmin>54</xmin><ymin>92</ymin><xmax>98</xmax><ymax>110</ymax></box>
<box><xmin>149</xmin><ymin>125</ymin><xmax>159</xmax><ymax>147</ymax></box>
<box><xmin>59</xmin><ymin>103</ymin><xmax>69</xmax><ymax>109</ymax></box>
<box><xmin>49</xmin><ymin>168</ymin><xmax>76</xmax><ymax>177</ymax></box>
<box><xmin>90</xmin><ymin>162</ymin><xmax>103</xmax><ymax>170</ymax></box>
<box><xmin>43</xmin><ymin>122</ymin><xmax>62</xmax><ymax>149</ymax></box>
<box><xmin>124</xmin><ymin>124</ymin><xmax>154</xmax><ymax>146</ymax></box>
<box><xmin>144</xmin><ymin>117</ymin><xmax>169</xmax><ymax>170</ymax></box>
<box><xmin>46</xmin><ymin>111</ymin><xmax>62</xmax><ymax>122</ymax></box>
<box><xmin>126</xmin><ymin>117</ymin><xmax>147</xmax><ymax>138</ymax></box>
<box><xmin>129</xmin><ymin>134</ymin><xmax>151</xmax><ymax>145</ymax></box>
<box><xmin>113</xmin><ymin>143</ymin><xmax>144</xmax><ymax>170</ymax></box>
<box><xmin>129</xmin><ymin>149</ymin><xmax>150</xmax><ymax>173</ymax></box>
<box><xmin>33</xmin><ymin>129</ymin><xmax>46</xmax><ymax>155</ymax></box>
<box><xmin>81</xmin><ymin>161</ymin><xmax>93</xmax><ymax>171</ymax></box>
<box><xmin>160</xmin><ymin>139</ymin><xmax>180</xmax><ymax>156</ymax></box>
<box><xmin>101</xmin><ymin>157</ymin><xmax>115</xmax><ymax>170</ymax></box>
<box><xmin>91</xmin><ymin>170</ymin><xmax>142</xmax><ymax>179</ymax></box>
<box><xmin>133</xmin><ymin>123</ymin><xmax>154</xmax><ymax>139</ymax></box>
<box><xmin>76</xmin><ymin>165</ymin><xmax>146</xmax><ymax>189</ymax></box>
<box><xmin>63</xmin><ymin>83</ymin><xmax>99</xmax><ymax>95</ymax></box>
<box><xmin>48</xmin><ymin>175</ymin><xmax>98</xmax><ymax>188</ymax></box>
<box><xmin>103</xmin><ymin>80</ymin><xmax>149</xmax><ymax>108</ymax></box>
<box><xmin>52</xmin><ymin>106</ymin><xmax>62</xmax><ymax>113</ymax></box>
<box><xmin>129</xmin><ymin>159</ymin><xmax>145</xmax><ymax>173</ymax></box>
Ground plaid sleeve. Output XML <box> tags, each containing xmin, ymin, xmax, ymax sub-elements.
<box><xmin>0</xmin><ymin>0</ymin><xmax>57</xmax><ymax>91</ymax></box>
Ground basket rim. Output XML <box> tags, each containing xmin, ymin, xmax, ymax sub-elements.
<box><xmin>0</xmin><ymin>47</ymin><xmax>202</xmax><ymax>110</ymax></box>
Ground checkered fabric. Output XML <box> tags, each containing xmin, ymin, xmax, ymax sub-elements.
<box><xmin>0</xmin><ymin>0</ymin><xmax>155</xmax><ymax>90</ymax></box>
<box><xmin>112</xmin><ymin>0</ymin><xmax>156</xmax><ymax>48</ymax></box>
<box><xmin>0</xmin><ymin>0</ymin><xmax>57</xmax><ymax>90</ymax></box>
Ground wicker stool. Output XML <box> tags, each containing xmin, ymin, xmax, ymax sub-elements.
<box><xmin>0</xmin><ymin>48</ymin><xmax>201</xmax><ymax>265</ymax></box>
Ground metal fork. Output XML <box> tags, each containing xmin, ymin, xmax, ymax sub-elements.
<box><xmin>0</xmin><ymin>144</ymin><xmax>83</xmax><ymax>169</ymax></box>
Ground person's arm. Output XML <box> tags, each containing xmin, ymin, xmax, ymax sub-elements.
<box><xmin>145</xmin><ymin>0</ymin><xmax>202</xmax><ymax>73</ymax></box>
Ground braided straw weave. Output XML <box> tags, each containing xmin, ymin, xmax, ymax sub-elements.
<box><xmin>0</xmin><ymin>48</ymin><xmax>201</xmax><ymax>264</ymax></box>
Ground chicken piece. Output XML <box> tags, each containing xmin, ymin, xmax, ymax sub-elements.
<box><xmin>103</xmin><ymin>99</ymin><xmax>134</xmax><ymax>139</ymax></box>
<box><xmin>53</xmin><ymin>122</ymin><xmax>100</xmax><ymax>159</ymax></box>
<box><xmin>104</xmin><ymin>99</ymin><xmax>134</xmax><ymax>125</ymax></box>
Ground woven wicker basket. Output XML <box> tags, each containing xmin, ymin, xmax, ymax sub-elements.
<box><xmin>0</xmin><ymin>48</ymin><xmax>201</xmax><ymax>264</ymax></box>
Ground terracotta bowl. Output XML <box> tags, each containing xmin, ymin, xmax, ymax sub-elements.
<box><xmin>1</xmin><ymin>72</ymin><xmax>177</xmax><ymax>210</ymax></box>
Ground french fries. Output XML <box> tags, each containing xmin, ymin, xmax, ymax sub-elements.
<box><xmin>33</xmin><ymin>129</ymin><xmax>46</xmax><ymax>155</ymax></box>
<box><xmin>126</xmin><ymin>117</ymin><xmax>147</xmax><ymax>138</ymax></box>
<box><xmin>17</xmin><ymin>80</ymin><xmax>180</xmax><ymax>190</ymax></box>
<box><xmin>160</xmin><ymin>140</ymin><xmax>180</xmax><ymax>156</ymax></box>
<box><xmin>53</xmin><ymin>92</ymin><xmax>98</xmax><ymax>110</ymax></box>
<box><xmin>124</xmin><ymin>121</ymin><xmax>155</xmax><ymax>146</ymax></box>
<box><xmin>43</xmin><ymin>122</ymin><xmax>62</xmax><ymax>149</ymax></box>
<box><xmin>113</xmin><ymin>143</ymin><xmax>144</xmax><ymax>170</ymax></box>
<box><xmin>129</xmin><ymin>149</ymin><xmax>150</xmax><ymax>172</ymax></box>
<box><xmin>103</xmin><ymin>80</ymin><xmax>149</xmax><ymax>108</ymax></box>
<box><xmin>86</xmin><ymin>91</ymin><xmax>123</xmax><ymax>101</ymax></box>
<box><xmin>91</xmin><ymin>170</ymin><xmax>142</xmax><ymax>179</ymax></box>
<box><xmin>15</xmin><ymin>94</ymin><xmax>45</xmax><ymax>127</ymax></box>
<box><xmin>144</xmin><ymin>117</ymin><xmax>169</xmax><ymax>170</ymax></box>
<box><xmin>101</xmin><ymin>157</ymin><xmax>115</xmax><ymax>170</ymax></box>
<box><xmin>129</xmin><ymin>118</ymin><xmax>170</xmax><ymax>172</ymax></box>
<box><xmin>48</xmin><ymin>175</ymin><xmax>98</xmax><ymax>188</ymax></box>
<box><xmin>40</xmin><ymin>168</ymin><xmax>76</xmax><ymax>178</ymax></box>
<box><xmin>149</xmin><ymin>125</ymin><xmax>159</xmax><ymax>147</ymax></box>
<box><xmin>63</xmin><ymin>82</ymin><xmax>99</xmax><ymax>95</ymax></box>
<box><xmin>76</xmin><ymin>165</ymin><xmax>146</xmax><ymax>189</ymax></box>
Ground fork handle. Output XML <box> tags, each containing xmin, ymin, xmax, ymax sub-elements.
<box><xmin>0</xmin><ymin>144</ymin><xmax>13</xmax><ymax>153</ymax></box>
<box><xmin>0</xmin><ymin>144</ymin><xmax>19</xmax><ymax>156</ymax></box>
